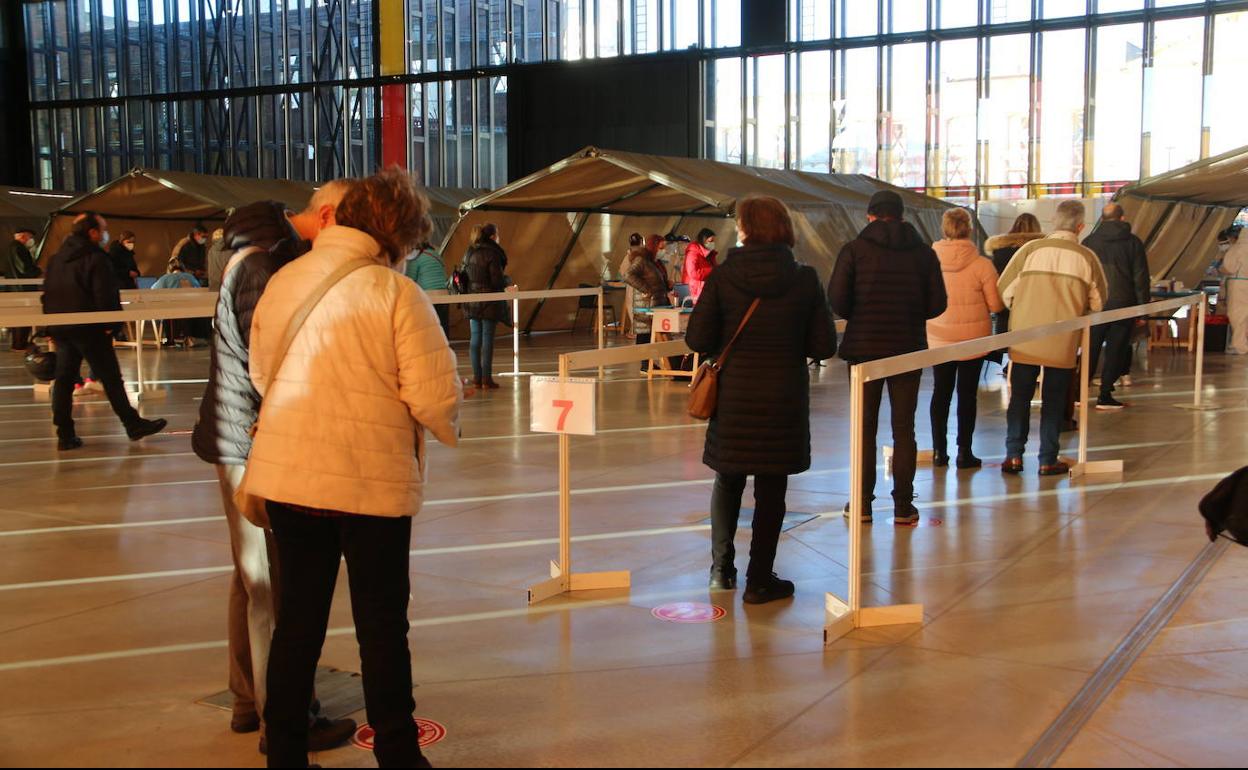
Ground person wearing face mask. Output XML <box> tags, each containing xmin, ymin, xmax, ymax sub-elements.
<box><xmin>176</xmin><ymin>224</ymin><xmax>211</xmax><ymax>280</ymax></box>
<box><xmin>107</xmin><ymin>230</ymin><xmax>141</xmax><ymax>290</ymax></box>
<box><xmin>41</xmin><ymin>212</ymin><xmax>167</xmax><ymax>450</ymax></box>
<box><xmin>5</xmin><ymin>228</ymin><xmax>42</xmax><ymax>350</ymax></box>
<box><xmin>683</xmin><ymin>228</ymin><xmax>719</xmax><ymax>303</ymax></box>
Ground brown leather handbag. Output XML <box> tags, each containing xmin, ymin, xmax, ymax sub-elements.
<box><xmin>688</xmin><ymin>298</ymin><xmax>760</xmax><ymax>420</ymax></box>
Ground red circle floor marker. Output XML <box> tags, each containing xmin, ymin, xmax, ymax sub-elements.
<box><xmin>351</xmin><ymin>718</ymin><xmax>446</xmax><ymax>751</ymax></box>
<box><xmin>652</xmin><ymin>602</ymin><xmax>726</xmax><ymax>623</ymax></box>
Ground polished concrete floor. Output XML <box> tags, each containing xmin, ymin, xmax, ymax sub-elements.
<box><xmin>0</xmin><ymin>331</ymin><xmax>1245</xmax><ymax>767</ymax></box>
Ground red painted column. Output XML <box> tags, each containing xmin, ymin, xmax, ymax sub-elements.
<box><xmin>381</xmin><ymin>83</ymin><xmax>408</xmax><ymax>170</ymax></box>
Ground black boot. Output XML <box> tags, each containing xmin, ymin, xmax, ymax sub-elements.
<box><xmin>743</xmin><ymin>573</ymin><xmax>795</xmax><ymax>605</ymax></box>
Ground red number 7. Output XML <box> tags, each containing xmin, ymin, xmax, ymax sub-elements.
<box><xmin>553</xmin><ymin>400</ymin><xmax>574</xmax><ymax>431</ymax></box>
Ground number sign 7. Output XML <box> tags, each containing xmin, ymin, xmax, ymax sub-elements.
<box><xmin>553</xmin><ymin>400</ymin><xmax>574</xmax><ymax>432</ymax></box>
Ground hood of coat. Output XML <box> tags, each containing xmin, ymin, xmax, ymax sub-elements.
<box><xmin>985</xmin><ymin>232</ymin><xmax>1044</xmax><ymax>253</ymax></box>
<box><xmin>933</xmin><ymin>238</ymin><xmax>982</xmax><ymax>273</ymax></box>
<box><xmin>858</xmin><ymin>219</ymin><xmax>926</xmax><ymax>252</ymax></box>
<box><xmin>59</xmin><ymin>234</ymin><xmax>102</xmax><ymax>264</ymax></box>
<box><xmin>1088</xmin><ymin>220</ymin><xmax>1134</xmax><ymax>242</ymax></box>
<box><xmin>717</xmin><ymin>243</ymin><xmax>800</xmax><ymax>298</ymax></box>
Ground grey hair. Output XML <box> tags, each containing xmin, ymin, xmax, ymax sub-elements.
<box><xmin>303</xmin><ymin>178</ymin><xmax>353</xmax><ymax>215</ymax></box>
<box><xmin>1054</xmin><ymin>200</ymin><xmax>1086</xmax><ymax>233</ymax></box>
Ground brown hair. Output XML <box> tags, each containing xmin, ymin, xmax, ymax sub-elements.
<box><xmin>477</xmin><ymin>223</ymin><xmax>498</xmax><ymax>243</ymax></box>
<box><xmin>335</xmin><ymin>167</ymin><xmax>431</xmax><ymax>265</ymax></box>
<box><xmin>942</xmin><ymin>207</ymin><xmax>973</xmax><ymax>240</ymax></box>
<box><xmin>1009</xmin><ymin>213</ymin><xmax>1042</xmax><ymax>235</ymax></box>
<box><xmin>736</xmin><ymin>196</ymin><xmax>795</xmax><ymax>247</ymax></box>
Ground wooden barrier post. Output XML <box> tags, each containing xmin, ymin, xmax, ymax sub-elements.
<box><xmin>1179</xmin><ymin>296</ymin><xmax>1218</xmax><ymax>412</ymax></box>
<box><xmin>526</xmin><ymin>351</ymin><xmax>632</xmax><ymax>605</ymax></box>
<box><xmin>1069</xmin><ymin>322</ymin><xmax>1124</xmax><ymax>478</ymax></box>
<box><xmin>824</xmin><ymin>364</ymin><xmax>923</xmax><ymax>645</ymax></box>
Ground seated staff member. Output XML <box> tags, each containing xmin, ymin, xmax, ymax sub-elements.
<box><xmin>152</xmin><ymin>257</ymin><xmax>203</xmax><ymax>347</ymax></box>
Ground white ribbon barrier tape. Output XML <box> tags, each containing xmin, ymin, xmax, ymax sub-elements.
<box><xmin>0</xmin><ymin>299</ymin><xmax>218</xmax><ymax>327</ymax></box>
<box><xmin>856</xmin><ymin>294</ymin><xmax>1202</xmax><ymax>383</ymax></box>
<box><xmin>427</xmin><ymin>287</ymin><xmax>602</xmax><ymax>305</ymax></box>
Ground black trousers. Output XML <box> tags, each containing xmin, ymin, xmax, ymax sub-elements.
<box><xmin>51</xmin><ymin>330</ymin><xmax>142</xmax><ymax>440</ymax></box>
<box><xmin>855</xmin><ymin>369</ymin><xmax>922</xmax><ymax>506</ymax></box>
<box><xmin>265</xmin><ymin>503</ymin><xmax>423</xmax><ymax>769</ymax></box>
<box><xmin>10</xmin><ymin>326</ymin><xmax>31</xmax><ymax>350</ymax></box>
<box><xmin>709</xmin><ymin>473</ymin><xmax>788</xmax><ymax>582</ymax></box>
<box><xmin>1089</xmin><ymin>319</ymin><xmax>1134</xmax><ymax>397</ymax></box>
<box><xmin>930</xmin><ymin>359</ymin><xmax>984</xmax><ymax>455</ymax></box>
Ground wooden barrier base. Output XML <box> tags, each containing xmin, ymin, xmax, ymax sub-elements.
<box><xmin>824</xmin><ymin>592</ymin><xmax>924</xmax><ymax>645</ymax></box>
<box><xmin>1176</xmin><ymin>403</ymin><xmax>1221</xmax><ymax>412</ymax></box>
<box><xmin>1058</xmin><ymin>459</ymin><xmax>1128</xmax><ymax>476</ymax></box>
<box><xmin>527</xmin><ymin>562</ymin><xmax>632</xmax><ymax>605</ymax></box>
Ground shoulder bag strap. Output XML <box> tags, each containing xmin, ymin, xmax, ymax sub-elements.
<box><xmin>714</xmin><ymin>298</ymin><xmax>761</xmax><ymax>371</ymax></box>
<box><xmin>267</xmin><ymin>257</ymin><xmax>376</xmax><ymax>383</ymax></box>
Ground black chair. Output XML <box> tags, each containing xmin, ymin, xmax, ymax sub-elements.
<box><xmin>573</xmin><ymin>283</ymin><xmax>616</xmax><ymax>334</ymax></box>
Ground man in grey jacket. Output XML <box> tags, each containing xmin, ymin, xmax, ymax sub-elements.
<box><xmin>192</xmin><ymin>182</ymin><xmax>355</xmax><ymax>755</ymax></box>
<box><xmin>1081</xmin><ymin>203</ymin><xmax>1151</xmax><ymax>410</ymax></box>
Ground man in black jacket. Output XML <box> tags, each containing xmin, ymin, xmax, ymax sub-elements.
<box><xmin>42</xmin><ymin>213</ymin><xmax>166</xmax><ymax>450</ymax></box>
<box><xmin>177</xmin><ymin>223</ymin><xmax>210</xmax><ymax>279</ymax></box>
<box><xmin>5</xmin><ymin>228</ymin><xmax>41</xmax><ymax>350</ymax></box>
<box><xmin>829</xmin><ymin>191</ymin><xmax>948</xmax><ymax>525</ymax></box>
<box><xmin>1081</xmin><ymin>203</ymin><xmax>1150</xmax><ymax>411</ymax></box>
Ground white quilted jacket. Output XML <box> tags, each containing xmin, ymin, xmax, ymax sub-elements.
<box><xmin>247</xmin><ymin>226</ymin><xmax>462</xmax><ymax>517</ymax></box>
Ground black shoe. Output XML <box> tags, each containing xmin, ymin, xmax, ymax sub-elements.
<box><xmin>893</xmin><ymin>502</ymin><xmax>920</xmax><ymax>526</ymax></box>
<box><xmin>126</xmin><ymin>417</ymin><xmax>167</xmax><ymax>441</ymax></box>
<box><xmin>1001</xmin><ymin>457</ymin><xmax>1024</xmax><ymax>474</ymax></box>
<box><xmin>842</xmin><ymin>500</ymin><xmax>873</xmax><ymax>523</ymax></box>
<box><xmin>709</xmin><ymin>568</ymin><xmax>738</xmax><ymax>591</ymax></box>
<box><xmin>57</xmin><ymin>436</ymin><xmax>84</xmax><ymax>451</ymax></box>
<box><xmin>932</xmin><ymin>452</ymin><xmax>950</xmax><ymax>468</ymax></box>
<box><xmin>231</xmin><ymin>712</ymin><xmax>260</xmax><ymax>734</ymax></box>
<box><xmin>1039</xmin><ymin>461</ymin><xmax>1071</xmax><ymax>477</ymax></box>
<box><xmin>259</xmin><ymin>717</ymin><xmax>358</xmax><ymax>755</ymax></box>
<box><xmin>743</xmin><ymin>573</ymin><xmax>796</xmax><ymax>605</ymax></box>
<box><xmin>1096</xmin><ymin>394</ymin><xmax>1127</xmax><ymax>411</ymax></box>
<box><xmin>956</xmin><ymin>452</ymin><xmax>983</xmax><ymax>469</ymax></box>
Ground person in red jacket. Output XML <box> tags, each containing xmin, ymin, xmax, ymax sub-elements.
<box><xmin>683</xmin><ymin>228</ymin><xmax>719</xmax><ymax>302</ymax></box>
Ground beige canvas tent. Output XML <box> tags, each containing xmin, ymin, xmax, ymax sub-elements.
<box><xmin>41</xmin><ymin>169</ymin><xmax>318</xmax><ymax>275</ymax></box>
<box><xmin>1115</xmin><ymin>145</ymin><xmax>1248</xmax><ymax>288</ymax></box>
<box><xmin>0</xmin><ymin>186</ymin><xmax>74</xmax><ymax>255</ymax></box>
<box><xmin>443</xmin><ymin>146</ymin><xmax>967</xmax><ymax>332</ymax></box>
<box><xmin>42</xmin><ymin>169</ymin><xmax>481</xmax><ymax>276</ymax></box>
<box><xmin>425</xmin><ymin>187</ymin><xmax>488</xmax><ymax>247</ymax></box>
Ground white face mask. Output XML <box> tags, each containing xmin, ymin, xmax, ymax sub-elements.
<box><xmin>100</xmin><ymin>231</ymin><xmax>110</xmax><ymax>246</ymax></box>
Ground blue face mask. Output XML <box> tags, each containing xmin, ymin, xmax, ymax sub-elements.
<box><xmin>100</xmin><ymin>231</ymin><xmax>110</xmax><ymax>246</ymax></box>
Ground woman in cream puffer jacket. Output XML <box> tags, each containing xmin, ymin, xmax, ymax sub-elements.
<box><xmin>247</xmin><ymin>170</ymin><xmax>461</xmax><ymax>768</ymax></box>
<box><xmin>926</xmin><ymin>208</ymin><xmax>1005</xmax><ymax>469</ymax></box>
<box><xmin>248</xmin><ymin>222</ymin><xmax>461</xmax><ymax>516</ymax></box>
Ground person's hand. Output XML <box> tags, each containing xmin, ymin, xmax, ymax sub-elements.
<box><xmin>461</xmin><ymin>377</ymin><xmax>478</xmax><ymax>397</ymax></box>
<box><xmin>505</xmin><ymin>284</ymin><xmax>519</xmax><ymax>293</ymax></box>
<box><xmin>130</xmin><ymin>271</ymin><xmax>139</xmax><ymax>278</ymax></box>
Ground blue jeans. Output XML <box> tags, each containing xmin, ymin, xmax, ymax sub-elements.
<box><xmin>469</xmin><ymin>318</ymin><xmax>497</xmax><ymax>381</ymax></box>
<box><xmin>1006</xmin><ymin>364</ymin><xmax>1072</xmax><ymax>465</ymax></box>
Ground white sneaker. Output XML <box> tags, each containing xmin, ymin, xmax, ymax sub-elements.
<box><xmin>1121</xmin><ymin>375</ymin><xmax>1133</xmax><ymax>387</ymax></box>
<box><xmin>82</xmin><ymin>379</ymin><xmax>104</xmax><ymax>393</ymax></box>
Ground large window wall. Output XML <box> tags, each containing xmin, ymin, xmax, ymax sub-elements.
<box><xmin>23</xmin><ymin>0</ymin><xmax>1248</xmax><ymax>201</ymax></box>
<box><xmin>708</xmin><ymin>1</ymin><xmax>1248</xmax><ymax>204</ymax></box>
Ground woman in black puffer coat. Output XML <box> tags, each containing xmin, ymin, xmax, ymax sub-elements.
<box><xmin>685</xmin><ymin>196</ymin><xmax>837</xmax><ymax>605</ymax></box>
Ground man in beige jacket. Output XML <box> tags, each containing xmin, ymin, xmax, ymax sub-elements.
<box><xmin>999</xmin><ymin>200</ymin><xmax>1107</xmax><ymax>476</ymax></box>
